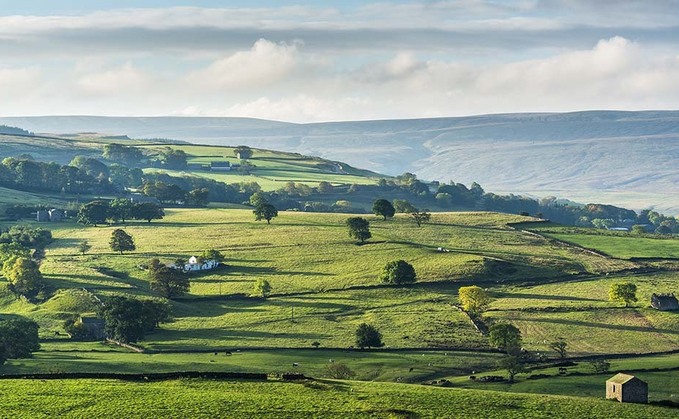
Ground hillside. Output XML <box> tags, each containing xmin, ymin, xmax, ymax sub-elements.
<box><xmin>3</xmin><ymin>111</ymin><xmax>679</xmax><ymax>212</ymax></box>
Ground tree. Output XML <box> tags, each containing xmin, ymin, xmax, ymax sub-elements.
<box><xmin>458</xmin><ymin>286</ymin><xmax>491</xmax><ymax>316</ymax></box>
<box><xmin>488</xmin><ymin>323</ymin><xmax>522</xmax><ymax>354</ymax></box>
<box><xmin>393</xmin><ymin>199</ymin><xmax>417</xmax><ymax>213</ymax></box>
<box><xmin>77</xmin><ymin>200</ymin><xmax>110</xmax><ymax>226</ymax></box>
<box><xmin>0</xmin><ymin>318</ymin><xmax>40</xmax><ymax>359</ymax></box>
<box><xmin>550</xmin><ymin>338</ymin><xmax>568</xmax><ymax>360</ymax></box>
<box><xmin>325</xmin><ymin>363</ymin><xmax>356</xmax><ymax>379</ymax></box>
<box><xmin>109</xmin><ymin>198</ymin><xmax>135</xmax><ymax>223</ymax></box>
<box><xmin>590</xmin><ymin>359</ymin><xmax>611</xmax><ymax>374</ymax></box>
<box><xmin>410</xmin><ymin>209</ymin><xmax>431</xmax><ymax>227</ymax></box>
<box><xmin>201</xmin><ymin>249</ymin><xmax>224</xmax><ymax>262</ymax></box>
<box><xmin>380</xmin><ymin>260</ymin><xmax>416</xmax><ymax>285</ymax></box>
<box><xmin>499</xmin><ymin>355</ymin><xmax>526</xmax><ymax>383</ymax></box>
<box><xmin>252</xmin><ymin>278</ymin><xmax>272</xmax><ymax>298</ymax></box>
<box><xmin>5</xmin><ymin>257</ymin><xmax>43</xmax><ymax>298</ymax></box>
<box><xmin>234</xmin><ymin>145</ymin><xmax>253</xmax><ymax>159</ymax></box>
<box><xmin>78</xmin><ymin>240</ymin><xmax>92</xmax><ymax>256</ymax></box>
<box><xmin>99</xmin><ymin>296</ymin><xmax>146</xmax><ymax>343</ymax></box>
<box><xmin>148</xmin><ymin>259</ymin><xmax>190</xmax><ymax>299</ymax></box>
<box><xmin>187</xmin><ymin>188</ymin><xmax>210</xmax><ymax>207</ymax></box>
<box><xmin>109</xmin><ymin>229</ymin><xmax>135</xmax><ymax>254</ymax></box>
<box><xmin>253</xmin><ymin>203</ymin><xmax>278</xmax><ymax>224</ymax></box>
<box><xmin>609</xmin><ymin>282</ymin><xmax>637</xmax><ymax>307</ymax></box>
<box><xmin>346</xmin><ymin>217</ymin><xmax>371</xmax><ymax>244</ymax></box>
<box><xmin>372</xmin><ymin>199</ymin><xmax>395</xmax><ymax>220</ymax></box>
<box><xmin>631</xmin><ymin>225</ymin><xmax>647</xmax><ymax>235</ymax></box>
<box><xmin>355</xmin><ymin>323</ymin><xmax>383</xmax><ymax>349</ymax></box>
<box><xmin>132</xmin><ymin>202</ymin><xmax>165</xmax><ymax>223</ymax></box>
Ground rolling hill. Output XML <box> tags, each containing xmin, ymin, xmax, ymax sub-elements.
<box><xmin>3</xmin><ymin>110</ymin><xmax>679</xmax><ymax>213</ymax></box>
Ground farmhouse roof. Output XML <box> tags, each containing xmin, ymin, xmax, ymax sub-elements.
<box><xmin>210</xmin><ymin>161</ymin><xmax>231</xmax><ymax>167</ymax></box>
<box><xmin>606</xmin><ymin>373</ymin><xmax>639</xmax><ymax>385</ymax></box>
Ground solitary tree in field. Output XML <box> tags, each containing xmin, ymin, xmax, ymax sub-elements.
<box><xmin>234</xmin><ymin>145</ymin><xmax>253</xmax><ymax>160</ymax></box>
<box><xmin>410</xmin><ymin>209</ymin><xmax>431</xmax><ymax>227</ymax></box>
<box><xmin>5</xmin><ymin>257</ymin><xmax>44</xmax><ymax>298</ymax></box>
<box><xmin>372</xmin><ymin>199</ymin><xmax>395</xmax><ymax>220</ymax></box>
<box><xmin>609</xmin><ymin>282</ymin><xmax>637</xmax><ymax>307</ymax></box>
<box><xmin>499</xmin><ymin>355</ymin><xmax>527</xmax><ymax>383</ymax></box>
<box><xmin>550</xmin><ymin>338</ymin><xmax>568</xmax><ymax>360</ymax></box>
<box><xmin>355</xmin><ymin>323</ymin><xmax>383</xmax><ymax>349</ymax></box>
<box><xmin>346</xmin><ymin>217</ymin><xmax>371</xmax><ymax>244</ymax></box>
<box><xmin>252</xmin><ymin>278</ymin><xmax>272</xmax><ymax>298</ymax></box>
<box><xmin>109</xmin><ymin>229</ymin><xmax>135</xmax><ymax>254</ymax></box>
<box><xmin>148</xmin><ymin>259</ymin><xmax>190</xmax><ymax>299</ymax></box>
<box><xmin>488</xmin><ymin>323</ymin><xmax>522</xmax><ymax>354</ymax></box>
<box><xmin>458</xmin><ymin>286</ymin><xmax>491</xmax><ymax>316</ymax></box>
<box><xmin>78</xmin><ymin>240</ymin><xmax>92</xmax><ymax>256</ymax></box>
<box><xmin>380</xmin><ymin>260</ymin><xmax>416</xmax><ymax>285</ymax></box>
<box><xmin>254</xmin><ymin>203</ymin><xmax>278</xmax><ymax>224</ymax></box>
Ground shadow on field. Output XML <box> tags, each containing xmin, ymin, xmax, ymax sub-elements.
<box><xmin>495</xmin><ymin>293</ymin><xmax>601</xmax><ymax>302</ymax></box>
<box><xmin>150</xmin><ymin>327</ymin><xmax>329</xmax><ymax>344</ymax></box>
<box><xmin>529</xmin><ymin>317</ymin><xmax>679</xmax><ymax>335</ymax></box>
<box><xmin>47</xmin><ymin>238</ymin><xmax>81</xmax><ymax>250</ymax></box>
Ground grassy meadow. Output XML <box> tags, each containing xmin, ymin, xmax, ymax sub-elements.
<box><xmin>0</xmin><ymin>377</ymin><xmax>676</xmax><ymax>418</ymax></box>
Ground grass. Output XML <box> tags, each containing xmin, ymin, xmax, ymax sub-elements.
<box><xmin>6</xmin><ymin>345</ymin><xmax>502</xmax><ymax>382</ymax></box>
<box><xmin>1</xmin><ymin>209</ymin><xmax>663</xmax><ymax>354</ymax></box>
<box><xmin>518</xmin><ymin>224</ymin><xmax>679</xmax><ymax>260</ymax></box>
<box><xmin>0</xmin><ymin>377</ymin><xmax>674</xmax><ymax>418</ymax></box>
<box><xmin>448</xmin><ymin>353</ymin><xmax>679</xmax><ymax>404</ymax></box>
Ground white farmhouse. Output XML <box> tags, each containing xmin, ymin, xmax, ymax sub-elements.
<box><xmin>184</xmin><ymin>256</ymin><xmax>220</xmax><ymax>272</ymax></box>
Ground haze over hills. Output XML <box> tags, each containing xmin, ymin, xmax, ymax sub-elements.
<box><xmin>3</xmin><ymin>110</ymin><xmax>679</xmax><ymax>213</ymax></box>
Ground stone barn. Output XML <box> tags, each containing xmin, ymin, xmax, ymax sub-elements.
<box><xmin>651</xmin><ymin>293</ymin><xmax>679</xmax><ymax>311</ymax></box>
<box><xmin>606</xmin><ymin>373</ymin><xmax>648</xmax><ymax>403</ymax></box>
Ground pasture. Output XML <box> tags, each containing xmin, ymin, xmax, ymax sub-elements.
<box><xmin>0</xmin><ymin>377</ymin><xmax>675</xmax><ymax>418</ymax></box>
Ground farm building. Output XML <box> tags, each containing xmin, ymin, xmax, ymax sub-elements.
<box><xmin>79</xmin><ymin>316</ymin><xmax>106</xmax><ymax>340</ymax></box>
<box><xmin>48</xmin><ymin>208</ymin><xmax>63</xmax><ymax>221</ymax></box>
<box><xmin>183</xmin><ymin>256</ymin><xmax>219</xmax><ymax>272</ymax></box>
<box><xmin>36</xmin><ymin>210</ymin><xmax>50</xmax><ymax>222</ymax></box>
<box><xmin>606</xmin><ymin>373</ymin><xmax>648</xmax><ymax>403</ymax></box>
<box><xmin>210</xmin><ymin>161</ymin><xmax>231</xmax><ymax>171</ymax></box>
<box><xmin>651</xmin><ymin>293</ymin><xmax>679</xmax><ymax>311</ymax></box>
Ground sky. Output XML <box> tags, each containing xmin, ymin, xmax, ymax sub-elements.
<box><xmin>0</xmin><ymin>0</ymin><xmax>678</xmax><ymax>122</ymax></box>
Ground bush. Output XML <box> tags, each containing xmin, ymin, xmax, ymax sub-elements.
<box><xmin>379</xmin><ymin>260</ymin><xmax>416</xmax><ymax>285</ymax></box>
<box><xmin>325</xmin><ymin>363</ymin><xmax>356</xmax><ymax>379</ymax></box>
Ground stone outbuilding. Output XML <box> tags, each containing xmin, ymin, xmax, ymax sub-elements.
<box><xmin>606</xmin><ymin>373</ymin><xmax>648</xmax><ymax>403</ymax></box>
<box><xmin>79</xmin><ymin>316</ymin><xmax>106</xmax><ymax>340</ymax></box>
<box><xmin>651</xmin><ymin>293</ymin><xmax>679</xmax><ymax>311</ymax></box>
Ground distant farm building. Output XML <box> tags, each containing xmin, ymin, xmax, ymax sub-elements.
<box><xmin>651</xmin><ymin>293</ymin><xmax>679</xmax><ymax>311</ymax></box>
<box><xmin>186</xmin><ymin>163</ymin><xmax>205</xmax><ymax>170</ymax></box>
<box><xmin>182</xmin><ymin>256</ymin><xmax>220</xmax><ymax>272</ymax></box>
<box><xmin>36</xmin><ymin>210</ymin><xmax>50</xmax><ymax>222</ymax></box>
<box><xmin>210</xmin><ymin>161</ymin><xmax>232</xmax><ymax>171</ymax></box>
<box><xmin>79</xmin><ymin>316</ymin><xmax>106</xmax><ymax>340</ymax></box>
<box><xmin>48</xmin><ymin>209</ymin><xmax>63</xmax><ymax>221</ymax></box>
<box><xmin>606</xmin><ymin>373</ymin><xmax>648</xmax><ymax>403</ymax></box>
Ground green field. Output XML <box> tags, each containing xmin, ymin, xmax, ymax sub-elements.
<box><xmin>140</xmin><ymin>143</ymin><xmax>382</xmax><ymax>191</ymax></box>
<box><xmin>0</xmin><ymin>377</ymin><xmax>675</xmax><ymax>418</ymax></box>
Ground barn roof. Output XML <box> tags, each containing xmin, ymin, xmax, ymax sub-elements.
<box><xmin>607</xmin><ymin>373</ymin><xmax>642</xmax><ymax>385</ymax></box>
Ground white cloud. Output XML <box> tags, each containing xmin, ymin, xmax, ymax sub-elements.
<box><xmin>221</xmin><ymin>95</ymin><xmax>371</xmax><ymax>122</ymax></box>
<box><xmin>185</xmin><ymin>39</ymin><xmax>301</xmax><ymax>91</ymax></box>
<box><xmin>0</xmin><ymin>67</ymin><xmax>42</xmax><ymax>103</ymax></box>
<box><xmin>75</xmin><ymin>63</ymin><xmax>152</xmax><ymax>96</ymax></box>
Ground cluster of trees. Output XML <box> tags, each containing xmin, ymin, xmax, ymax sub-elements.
<box><xmin>0</xmin><ymin>124</ymin><xmax>33</xmax><ymax>136</ymax></box>
<box><xmin>77</xmin><ymin>199</ymin><xmax>164</xmax><ymax>226</ymax></box>
<box><xmin>0</xmin><ymin>226</ymin><xmax>52</xmax><ymax>299</ymax></box>
<box><xmin>141</xmin><ymin>181</ymin><xmax>209</xmax><ymax>206</ymax></box>
<box><xmin>0</xmin><ymin>318</ymin><xmax>41</xmax><ymax>364</ymax></box>
<box><xmin>102</xmin><ymin>143</ymin><xmax>144</xmax><ymax>166</ymax></box>
<box><xmin>0</xmin><ymin>226</ymin><xmax>52</xmax><ymax>248</ymax></box>
<box><xmin>98</xmin><ymin>296</ymin><xmax>171</xmax><ymax>343</ymax></box>
<box><xmin>0</xmin><ymin>157</ymin><xmax>114</xmax><ymax>194</ymax></box>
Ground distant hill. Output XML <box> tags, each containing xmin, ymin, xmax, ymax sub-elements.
<box><xmin>2</xmin><ymin>111</ymin><xmax>679</xmax><ymax>213</ymax></box>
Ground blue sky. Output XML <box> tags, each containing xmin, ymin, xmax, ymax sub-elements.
<box><xmin>0</xmin><ymin>1</ymin><xmax>678</xmax><ymax>121</ymax></box>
